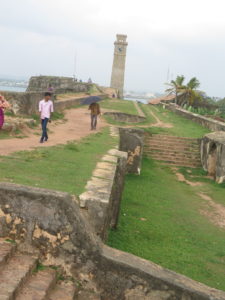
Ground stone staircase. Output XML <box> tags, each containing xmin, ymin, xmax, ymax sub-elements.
<box><xmin>144</xmin><ymin>134</ymin><xmax>201</xmax><ymax>168</ymax></box>
<box><xmin>0</xmin><ymin>239</ymin><xmax>100</xmax><ymax>300</ymax></box>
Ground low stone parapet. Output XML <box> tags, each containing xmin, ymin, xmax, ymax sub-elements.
<box><xmin>165</xmin><ymin>103</ymin><xmax>225</xmax><ymax>131</ymax></box>
<box><xmin>79</xmin><ymin>148</ymin><xmax>127</xmax><ymax>240</ymax></box>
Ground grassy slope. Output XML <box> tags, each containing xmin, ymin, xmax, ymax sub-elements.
<box><xmin>145</xmin><ymin>105</ymin><xmax>210</xmax><ymax>138</ymax></box>
<box><xmin>0</xmin><ymin>128</ymin><xmax>117</xmax><ymax>195</ymax></box>
<box><xmin>108</xmin><ymin>158</ymin><xmax>225</xmax><ymax>291</ymax></box>
<box><xmin>100</xmin><ymin>98</ymin><xmax>138</xmax><ymax>115</ymax></box>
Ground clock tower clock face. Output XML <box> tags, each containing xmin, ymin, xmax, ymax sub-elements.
<box><xmin>117</xmin><ymin>46</ymin><xmax>123</xmax><ymax>53</ymax></box>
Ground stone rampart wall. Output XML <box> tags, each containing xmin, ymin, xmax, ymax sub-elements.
<box><xmin>0</xmin><ymin>90</ymin><xmax>43</xmax><ymax>115</ymax></box>
<box><xmin>165</xmin><ymin>103</ymin><xmax>225</xmax><ymax>131</ymax></box>
<box><xmin>0</xmin><ymin>183</ymin><xmax>225</xmax><ymax>299</ymax></box>
<box><xmin>1</xmin><ymin>127</ymin><xmax>225</xmax><ymax>299</ymax></box>
<box><xmin>26</xmin><ymin>76</ymin><xmax>91</xmax><ymax>93</ymax></box>
<box><xmin>0</xmin><ymin>90</ymin><xmax>106</xmax><ymax>116</ymax></box>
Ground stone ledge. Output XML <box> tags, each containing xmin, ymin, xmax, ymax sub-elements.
<box><xmin>79</xmin><ymin>147</ymin><xmax>127</xmax><ymax>239</ymax></box>
<box><xmin>165</xmin><ymin>103</ymin><xmax>225</xmax><ymax>132</ymax></box>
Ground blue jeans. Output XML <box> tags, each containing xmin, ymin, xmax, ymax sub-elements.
<box><xmin>41</xmin><ymin>118</ymin><xmax>49</xmax><ymax>141</ymax></box>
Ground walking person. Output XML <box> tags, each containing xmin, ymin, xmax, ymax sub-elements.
<box><xmin>39</xmin><ymin>92</ymin><xmax>54</xmax><ymax>143</ymax></box>
<box><xmin>0</xmin><ymin>95</ymin><xmax>10</xmax><ymax>130</ymax></box>
<box><xmin>88</xmin><ymin>102</ymin><xmax>101</xmax><ymax>130</ymax></box>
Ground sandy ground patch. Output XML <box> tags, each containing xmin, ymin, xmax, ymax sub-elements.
<box><xmin>198</xmin><ymin>192</ymin><xmax>225</xmax><ymax>229</ymax></box>
<box><xmin>0</xmin><ymin>107</ymin><xmax>107</xmax><ymax>156</ymax></box>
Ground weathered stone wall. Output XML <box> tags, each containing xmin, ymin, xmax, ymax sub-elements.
<box><xmin>1</xmin><ymin>183</ymin><xmax>225</xmax><ymax>299</ymax></box>
<box><xmin>165</xmin><ymin>103</ymin><xmax>225</xmax><ymax>131</ymax></box>
<box><xmin>0</xmin><ymin>90</ymin><xmax>106</xmax><ymax>116</ymax></box>
<box><xmin>1</xmin><ymin>125</ymin><xmax>225</xmax><ymax>298</ymax></box>
<box><xmin>26</xmin><ymin>76</ymin><xmax>91</xmax><ymax>93</ymax></box>
<box><xmin>0</xmin><ymin>183</ymin><xmax>100</xmax><ymax>271</ymax></box>
<box><xmin>79</xmin><ymin>146</ymin><xmax>127</xmax><ymax>240</ymax></box>
<box><xmin>119</xmin><ymin>128</ymin><xmax>145</xmax><ymax>174</ymax></box>
<box><xmin>201</xmin><ymin>132</ymin><xmax>225</xmax><ymax>183</ymax></box>
<box><xmin>97</xmin><ymin>245</ymin><xmax>225</xmax><ymax>300</ymax></box>
<box><xmin>0</xmin><ymin>90</ymin><xmax>44</xmax><ymax>115</ymax></box>
<box><xmin>104</xmin><ymin>112</ymin><xmax>146</xmax><ymax>123</ymax></box>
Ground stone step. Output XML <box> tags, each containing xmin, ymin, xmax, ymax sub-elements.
<box><xmin>146</xmin><ymin>134</ymin><xmax>200</xmax><ymax>141</ymax></box>
<box><xmin>48</xmin><ymin>281</ymin><xmax>76</xmax><ymax>300</ymax></box>
<box><xmin>145</xmin><ymin>155</ymin><xmax>201</xmax><ymax>167</ymax></box>
<box><xmin>146</xmin><ymin>152</ymin><xmax>201</xmax><ymax>161</ymax></box>
<box><xmin>145</xmin><ymin>148</ymin><xmax>200</xmax><ymax>155</ymax></box>
<box><xmin>145</xmin><ymin>155</ymin><xmax>201</xmax><ymax>166</ymax></box>
<box><xmin>144</xmin><ymin>150</ymin><xmax>200</xmax><ymax>159</ymax></box>
<box><xmin>0</xmin><ymin>253</ymin><xmax>38</xmax><ymax>300</ymax></box>
<box><xmin>147</xmin><ymin>153</ymin><xmax>201</xmax><ymax>162</ymax></box>
<box><xmin>144</xmin><ymin>145</ymin><xmax>200</xmax><ymax>152</ymax></box>
<box><xmin>0</xmin><ymin>240</ymin><xmax>17</xmax><ymax>268</ymax></box>
<box><xmin>146</xmin><ymin>139</ymin><xmax>200</xmax><ymax>147</ymax></box>
<box><xmin>16</xmin><ymin>268</ymin><xmax>56</xmax><ymax>300</ymax></box>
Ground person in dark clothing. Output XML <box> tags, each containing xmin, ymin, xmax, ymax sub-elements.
<box><xmin>88</xmin><ymin>102</ymin><xmax>101</xmax><ymax>130</ymax></box>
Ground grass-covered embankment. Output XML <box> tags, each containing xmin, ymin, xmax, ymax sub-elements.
<box><xmin>100</xmin><ymin>98</ymin><xmax>138</xmax><ymax>115</ymax></box>
<box><xmin>108</xmin><ymin>157</ymin><xmax>225</xmax><ymax>291</ymax></box>
<box><xmin>0</xmin><ymin>128</ymin><xmax>117</xmax><ymax>195</ymax></box>
<box><xmin>145</xmin><ymin>105</ymin><xmax>210</xmax><ymax>138</ymax></box>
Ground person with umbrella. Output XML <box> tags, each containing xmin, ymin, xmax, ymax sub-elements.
<box><xmin>88</xmin><ymin>101</ymin><xmax>101</xmax><ymax>130</ymax></box>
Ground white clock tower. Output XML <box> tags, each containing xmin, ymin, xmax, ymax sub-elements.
<box><xmin>110</xmin><ymin>34</ymin><xmax>128</xmax><ymax>99</ymax></box>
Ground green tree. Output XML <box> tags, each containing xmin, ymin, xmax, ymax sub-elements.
<box><xmin>165</xmin><ymin>75</ymin><xmax>185</xmax><ymax>104</ymax></box>
<box><xmin>183</xmin><ymin>77</ymin><xmax>201</xmax><ymax>106</ymax></box>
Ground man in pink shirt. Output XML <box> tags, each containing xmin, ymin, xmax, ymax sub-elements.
<box><xmin>39</xmin><ymin>92</ymin><xmax>54</xmax><ymax>143</ymax></box>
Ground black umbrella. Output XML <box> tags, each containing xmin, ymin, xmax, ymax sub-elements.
<box><xmin>81</xmin><ymin>96</ymin><xmax>101</xmax><ymax>105</ymax></box>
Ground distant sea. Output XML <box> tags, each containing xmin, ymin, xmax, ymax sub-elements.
<box><xmin>124</xmin><ymin>97</ymin><xmax>148</xmax><ymax>104</ymax></box>
<box><xmin>0</xmin><ymin>86</ymin><xmax>26</xmax><ymax>92</ymax></box>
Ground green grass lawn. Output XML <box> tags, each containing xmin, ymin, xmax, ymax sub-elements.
<box><xmin>100</xmin><ymin>98</ymin><xmax>138</xmax><ymax>115</ymax></box>
<box><xmin>145</xmin><ymin>105</ymin><xmax>210</xmax><ymax>138</ymax></box>
<box><xmin>0</xmin><ymin>128</ymin><xmax>117</xmax><ymax>195</ymax></box>
<box><xmin>108</xmin><ymin>157</ymin><xmax>225</xmax><ymax>291</ymax></box>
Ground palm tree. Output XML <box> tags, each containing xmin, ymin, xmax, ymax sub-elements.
<box><xmin>165</xmin><ymin>75</ymin><xmax>185</xmax><ymax>104</ymax></box>
<box><xmin>184</xmin><ymin>77</ymin><xmax>201</xmax><ymax>106</ymax></box>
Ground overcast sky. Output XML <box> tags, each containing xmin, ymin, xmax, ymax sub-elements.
<box><xmin>1</xmin><ymin>0</ymin><xmax>225</xmax><ymax>96</ymax></box>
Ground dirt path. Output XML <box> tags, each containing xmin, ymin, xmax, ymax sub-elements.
<box><xmin>198</xmin><ymin>192</ymin><xmax>225</xmax><ymax>229</ymax></box>
<box><xmin>148</xmin><ymin>109</ymin><xmax>173</xmax><ymax>128</ymax></box>
<box><xmin>133</xmin><ymin>101</ymin><xmax>146</xmax><ymax>117</ymax></box>
<box><xmin>0</xmin><ymin>108</ymin><xmax>107</xmax><ymax>156</ymax></box>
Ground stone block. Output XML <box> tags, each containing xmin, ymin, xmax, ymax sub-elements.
<box><xmin>119</xmin><ymin>128</ymin><xmax>145</xmax><ymax>174</ymax></box>
<box><xmin>101</xmin><ymin>155</ymin><xmax>118</xmax><ymax>163</ymax></box>
<box><xmin>201</xmin><ymin>131</ymin><xmax>225</xmax><ymax>183</ymax></box>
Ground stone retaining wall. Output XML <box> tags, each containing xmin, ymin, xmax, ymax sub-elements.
<box><xmin>201</xmin><ymin>132</ymin><xmax>225</xmax><ymax>183</ymax></box>
<box><xmin>0</xmin><ymin>90</ymin><xmax>106</xmax><ymax>116</ymax></box>
<box><xmin>1</xmin><ymin>126</ymin><xmax>225</xmax><ymax>298</ymax></box>
<box><xmin>0</xmin><ymin>183</ymin><xmax>100</xmax><ymax>269</ymax></box>
<box><xmin>104</xmin><ymin>112</ymin><xmax>146</xmax><ymax>123</ymax></box>
<box><xmin>0</xmin><ymin>90</ymin><xmax>43</xmax><ymax>115</ymax></box>
<box><xmin>0</xmin><ymin>183</ymin><xmax>225</xmax><ymax>299</ymax></box>
<box><xmin>165</xmin><ymin>103</ymin><xmax>225</xmax><ymax>131</ymax></box>
<box><xmin>79</xmin><ymin>126</ymin><xmax>127</xmax><ymax>240</ymax></box>
<box><xmin>26</xmin><ymin>76</ymin><xmax>91</xmax><ymax>93</ymax></box>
